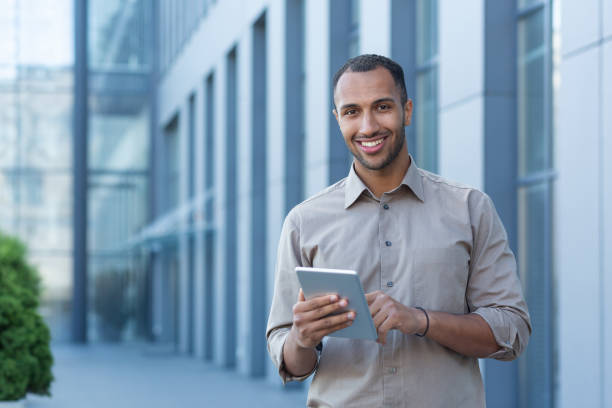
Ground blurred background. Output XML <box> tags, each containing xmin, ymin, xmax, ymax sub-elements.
<box><xmin>0</xmin><ymin>0</ymin><xmax>610</xmax><ymax>407</ymax></box>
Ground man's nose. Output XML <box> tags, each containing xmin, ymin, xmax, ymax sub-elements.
<box><xmin>359</xmin><ymin>111</ymin><xmax>380</xmax><ymax>137</ymax></box>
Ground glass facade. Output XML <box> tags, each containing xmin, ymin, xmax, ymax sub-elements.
<box><xmin>348</xmin><ymin>0</ymin><xmax>360</xmax><ymax>58</ymax></box>
<box><xmin>517</xmin><ymin>1</ymin><xmax>554</xmax><ymax>407</ymax></box>
<box><xmin>87</xmin><ymin>0</ymin><xmax>153</xmax><ymax>342</ymax></box>
<box><xmin>415</xmin><ymin>0</ymin><xmax>438</xmax><ymax>173</ymax></box>
<box><xmin>0</xmin><ymin>0</ymin><xmax>74</xmax><ymax>341</ymax></box>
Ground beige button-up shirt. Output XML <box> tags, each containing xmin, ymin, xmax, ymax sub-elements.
<box><xmin>266</xmin><ymin>160</ymin><xmax>531</xmax><ymax>408</ymax></box>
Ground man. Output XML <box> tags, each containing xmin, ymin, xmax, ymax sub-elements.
<box><xmin>266</xmin><ymin>54</ymin><xmax>531</xmax><ymax>407</ymax></box>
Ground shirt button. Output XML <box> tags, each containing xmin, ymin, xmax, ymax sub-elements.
<box><xmin>385</xmin><ymin>241</ymin><xmax>392</xmax><ymax>247</ymax></box>
<box><xmin>383</xmin><ymin>203</ymin><xmax>389</xmax><ymax>210</ymax></box>
<box><xmin>386</xmin><ymin>281</ymin><xmax>393</xmax><ymax>288</ymax></box>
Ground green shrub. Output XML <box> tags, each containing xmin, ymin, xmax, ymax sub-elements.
<box><xmin>0</xmin><ymin>232</ymin><xmax>53</xmax><ymax>401</ymax></box>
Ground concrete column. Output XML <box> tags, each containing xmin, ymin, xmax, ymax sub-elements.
<box><xmin>603</xmin><ymin>37</ymin><xmax>612</xmax><ymax>408</ymax></box>
<box><xmin>556</xmin><ymin>1</ymin><xmax>606</xmax><ymax>405</ymax></box>
<box><xmin>236</xmin><ymin>27</ymin><xmax>254</xmax><ymax>375</ymax></box>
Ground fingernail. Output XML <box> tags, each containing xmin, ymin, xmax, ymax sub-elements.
<box><xmin>339</xmin><ymin>299</ymin><xmax>347</xmax><ymax>307</ymax></box>
<box><xmin>330</xmin><ymin>295</ymin><xmax>338</xmax><ymax>302</ymax></box>
<box><xmin>347</xmin><ymin>312</ymin><xmax>355</xmax><ymax>320</ymax></box>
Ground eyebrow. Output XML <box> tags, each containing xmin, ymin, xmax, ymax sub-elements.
<box><xmin>339</xmin><ymin>97</ymin><xmax>396</xmax><ymax>112</ymax></box>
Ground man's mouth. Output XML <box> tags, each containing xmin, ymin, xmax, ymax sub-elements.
<box><xmin>356</xmin><ymin>136</ymin><xmax>387</xmax><ymax>154</ymax></box>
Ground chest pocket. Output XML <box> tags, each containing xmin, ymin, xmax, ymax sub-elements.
<box><xmin>412</xmin><ymin>247</ymin><xmax>470</xmax><ymax>313</ymax></box>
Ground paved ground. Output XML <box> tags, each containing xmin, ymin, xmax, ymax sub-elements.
<box><xmin>27</xmin><ymin>343</ymin><xmax>308</xmax><ymax>407</ymax></box>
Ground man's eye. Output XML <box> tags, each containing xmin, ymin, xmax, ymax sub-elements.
<box><xmin>345</xmin><ymin>109</ymin><xmax>357</xmax><ymax>116</ymax></box>
<box><xmin>378</xmin><ymin>104</ymin><xmax>390</xmax><ymax>111</ymax></box>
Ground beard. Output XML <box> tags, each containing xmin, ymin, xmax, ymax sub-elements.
<box><xmin>351</xmin><ymin>126</ymin><xmax>406</xmax><ymax>171</ymax></box>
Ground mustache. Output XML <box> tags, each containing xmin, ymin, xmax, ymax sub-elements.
<box><xmin>353</xmin><ymin>131</ymin><xmax>391</xmax><ymax>141</ymax></box>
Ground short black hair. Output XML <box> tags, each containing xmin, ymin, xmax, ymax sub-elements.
<box><xmin>332</xmin><ymin>54</ymin><xmax>408</xmax><ymax>108</ymax></box>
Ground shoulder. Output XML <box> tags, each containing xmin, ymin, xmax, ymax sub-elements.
<box><xmin>286</xmin><ymin>177</ymin><xmax>348</xmax><ymax>227</ymax></box>
<box><xmin>418</xmin><ymin>167</ymin><xmax>489</xmax><ymax>204</ymax></box>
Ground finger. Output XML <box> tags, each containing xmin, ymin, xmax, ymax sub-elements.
<box><xmin>314</xmin><ymin>317</ymin><xmax>355</xmax><ymax>338</ymax></box>
<box><xmin>296</xmin><ymin>293</ymin><xmax>340</xmax><ymax>313</ymax></box>
<box><xmin>301</xmin><ymin>298</ymin><xmax>348</xmax><ymax>322</ymax></box>
<box><xmin>311</xmin><ymin>311</ymin><xmax>355</xmax><ymax>332</ymax></box>
<box><xmin>298</xmin><ymin>288</ymin><xmax>305</xmax><ymax>302</ymax></box>
<box><xmin>369</xmin><ymin>295</ymin><xmax>387</xmax><ymax>317</ymax></box>
<box><xmin>365</xmin><ymin>291</ymin><xmax>382</xmax><ymax>305</ymax></box>
<box><xmin>372</xmin><ymin>310</ymin><xmax>388</xmax><ymax>328</ymax></box>
<box><xmin>377</xmin><ymin>318</ymin><xmax>396</xmax><ymax>345</ymax></box>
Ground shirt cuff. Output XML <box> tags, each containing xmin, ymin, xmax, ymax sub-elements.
<box><xmin>268</xmin><ymin>327</ymin><xmax>319</xmax><ymax>384</ymax></box>
<box><xmin>473</xmin><ymin>307</ymin><xmax>525</xmax><ymax>361</ymax></box>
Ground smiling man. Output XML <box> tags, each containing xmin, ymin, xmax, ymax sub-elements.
<box><xmin>266</xmin><ymin>54</ymin><xmax>531</xmax><ymax>407</ymax></box>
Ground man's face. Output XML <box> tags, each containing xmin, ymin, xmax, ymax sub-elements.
<box><xmin>333</xmin><ymin>67</ymin><xmax>413</xmax><ymax>171</ymax></box>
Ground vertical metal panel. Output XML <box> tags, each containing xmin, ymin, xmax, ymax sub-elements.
<box><xmin>72</xmin><ymin>0</ymin><xmax>88</xmax><ymax>343</ymax></box>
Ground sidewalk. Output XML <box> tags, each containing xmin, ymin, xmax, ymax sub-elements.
<box><xmin>27</xmin><ymin>343</ymin><xmax>308</xmax><ymax>407</ymax></box>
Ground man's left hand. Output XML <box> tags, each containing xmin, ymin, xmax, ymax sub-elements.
<box><xmin>365</xmin><ymin>291</ymin><xmax>426</xmax><ymax>344</ymax></box>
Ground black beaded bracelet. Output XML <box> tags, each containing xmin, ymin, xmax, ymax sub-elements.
<box><xmin>414</xmin><ymin>307</ymin><xmax>429</xmax><ymax>337</ymax></box>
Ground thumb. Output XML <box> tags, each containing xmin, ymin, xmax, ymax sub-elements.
<box><xmin>298</xmin><ymin>288</ymin><xmax>305</xmax><ymax>302</ymax></box>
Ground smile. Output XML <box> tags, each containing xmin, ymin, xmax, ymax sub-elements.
<box><xmin>361</xmin><ymin>139</ymin><xmax>383</xmax><ymax>147</ymax></box>
<box><xmin>356</xmin><ymin>136</ymin><xmax>387</xmax><ymax>154</ymax></box>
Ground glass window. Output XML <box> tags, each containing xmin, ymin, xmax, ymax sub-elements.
<box><xmin>348</xmin><ymin>0</ymin><xmax>360</xmax><ymax>58</ymax></box>
<box><xmin>164</xmin><ymin>117</ymin><xmax>180</xmax><ymax>212</ymax></box>
<box><xmin>415</xmin><ymin>0</ymin><xmax>438</xmax><ymax>173</ymax></box>
<box><xmin>516</xmin><ymin>3</ymin><xmax>554</xmax><ymax>408</ymax></box>
<box><xmin>87</xmin><ymin>0</ymin><xmax>152</xmax><ymax>343</ymax></box>
<box><xmin>518</xmin><ymin>9</ymin><xmax>549</xmax><ymax>177</ymax></box>
<box><xmin>89</xmin><ymin>0</ymin><xmax>151</xmax><ymax>71</ymax></box>
<box><xmin>0</xmin><ymin>0</ymin><xmax>74</xmax><ymax>342</ymax></box>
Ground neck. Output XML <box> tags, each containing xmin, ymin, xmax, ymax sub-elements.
<box><xmin>354</xmin><ymin>145</ymin><xmax>411</xmax><ymax>198</ymax></box>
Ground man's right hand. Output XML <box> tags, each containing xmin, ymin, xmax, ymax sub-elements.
<box><xmin>282</xmin><ymin>289</ymin><xmax>355</xmax><ymax>377</ymax></box>
<box><xmin>289</xmin><ymin>289</ymin><xmax>356</xmax><ymax>349</ymax></box>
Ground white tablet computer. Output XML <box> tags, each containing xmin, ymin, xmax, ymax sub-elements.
<box><xmin>295</xmin><ymin>267</ymin><xmax>377</xmax><ymax>341</ymax></box>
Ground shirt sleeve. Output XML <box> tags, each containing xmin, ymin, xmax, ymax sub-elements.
<box><xmin>266</xmin><ymin>209</ymin><xmax>317</xmax><ymax>383</ymax></box>
<box><xmin>466</xmin><ymin>191</ymin><xmax>532</xmax><ymax>361</ymax></box>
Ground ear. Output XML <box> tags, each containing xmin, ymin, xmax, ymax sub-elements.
<box><xmin>403</xmin><ymin>99</ymin><xmax>414</xmax><ymax>127</ymax></box>
<box><xmin>333</xmin><ymin>108</ymin><xmax>340</xmax><ymax>125</ymax></box>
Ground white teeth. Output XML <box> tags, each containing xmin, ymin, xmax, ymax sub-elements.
<box><xmin>361</xmin><ymin>139</ymin><xmax>383</xmax><ymax>147</ymax></box>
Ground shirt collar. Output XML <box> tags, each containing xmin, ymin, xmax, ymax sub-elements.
<box><xmin>344</xmin><ymin>155</ymin><xmax>425</xmax><ymax>209</ymax></box>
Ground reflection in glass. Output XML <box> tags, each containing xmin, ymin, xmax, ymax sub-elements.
<box><xmin>517</xmin><ymin>3</ymin><xmax>553</xmax><ymax>407</ymax></box>
<box><xmin>518</xmin><ymin>183</ymin><xmax>553</xmax><ymax>408</ymax></box>
<box><xmin>416</xmin><ymin>67</ymin><xmax>438</xmax><ymax>172</ymax></box>
<box><xmin>518</xmin><ymin>9</ymin><xmax>549</xmax><ymax>177</ymax></box>
<box><xmin>87</xmin><ymin>0</ymin><xmax>152</xmax><ymax>343</ymax></box>
<box><xmin>348</xmin><ymin>0</ymin><xmax>360</xmax><ymax>58</ymax></box>
<box><xmin>416</xmin><ymin>0</ymin><xmax>438</xmax><ymax>66</ymax></box>
<box><xmin>415</xmin><ymin>0</ymin><xmax>438</xmax><ymax>173</ymax></box>
<box><xmin>0</xmin><ymin>0</ymin><xmax>74</xmax><ymax>341</ymax></box>
<box><xmin>89</xmin><ymin>0</ymin><xmax>152</xmax><ymax>71</ymax></box>
<box><xmin>164</xmin><ymin>117</ymin><xmax>180</xmax><ymax>213</ymax></box>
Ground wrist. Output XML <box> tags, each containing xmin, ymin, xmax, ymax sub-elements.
<box><xmin>413</xmin><ymin>307</ymin><xmax>429</xmax><ymax>337</ymax></box>
<box><xmin>288</xmin><ymin>325</ymin><xmax>315</xmax><ymax>351</ymax></box>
